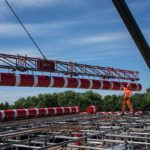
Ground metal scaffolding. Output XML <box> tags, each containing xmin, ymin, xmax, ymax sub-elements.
<box><xmin>0</xmin><ymin>113</ymin><xmax>149</xmax><ymax>150</ymax></box>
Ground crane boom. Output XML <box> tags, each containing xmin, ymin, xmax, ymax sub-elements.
<box><xmin>0</xmin><ymin>53</ymin><xmax>139</xmax><ymax>81</ymax></box>
<box><xmin>112</xmin><ymin>0</ymin><xmax>150</xmax><ymax>69</ymax></box>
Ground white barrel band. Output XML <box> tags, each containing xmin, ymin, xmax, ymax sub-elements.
<box><xmin>0</xmin><ymin>110</ymin><xmax>5</xmax><ymax>120</ymax></box>
<box><xmin>15</xmin><ymin>75</ymin><xmax>20</xmax><ymax>86</ymax></box>
<box><xmin>53</xmin><ymin>107</ymin><xmax>57</xmax><ymax>115</ymax></box>
<box><xmin>75</xmin><ymin>107</ymin><xmax>79</xmax><ymax>113</ymax></box>
<box><xmin>88</xmin><ymin>79</ymin><xmax>93</xmax><ymax>89</ymax></box>
<box><xmin>92</xmin><ymin>106</ymin><xmax>96</xmax><ymax>113</ymax></box>
<box><xmin>33</xmin><ymin>76</ymin><xmax>38</xmax><ymax>87</ymax></box>
<box><xmin>63</xmin><ymin>77</ymin><xmax>68</xmax><ymax>88</ymax></box>
<box><xmin>35</xmin><ymin>108</ymin><xmax>39</xmax><ymax>116</ymax></box>
<box><xmin>76</xmin><ymin>79</ymin><xmax>81</xmax><ymax>88</ymax></box>
<box><xmin>25</xmin><ymin>109</ymin><xmax>29</xmax><ymax>117</ymax></box>
<box><xmin>13</xmin><ymin>109</ymin><xmax>17</xmax><ymax>118</ymax></box>
<box><xmin>49</xmin><ymin>77</ymin><xmax>54</xmax><ymax>87</ymax></box>
<box><xmin>61</xmin><ymin>107</ymin><xmax>65</xmax><ymax>113</ymax></box>
<box><xmin>99</xmin><ymin>80</ymin><xmax>103</xmax><ymax>89</ymax></box>
<box><xmin>68</xmin><ymin>107</ymin><xmax>72</xmax><ymax>113</ymax></box>
<box><xmin>136</xmin><ymin>83</ymin><xmax>140</xmax><ymax>91</ymax></box>
<box><xmin>109</xmin><ymin>81</ymin><xmax>114</xmax><ymax>90</ymax></box>
<box><xmin>119</xmin><ymin>83</ymin><xmax>123</xmax><ymax>90</ymax></box>
<box><xmin>44</xmin><ymin>108</ymin><xmax>48</xmax><ymax>115</ymax></box>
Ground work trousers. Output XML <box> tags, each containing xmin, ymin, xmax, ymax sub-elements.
<box><xmin>122</xmin><ymin>97</ymin><xmax>134</xmax><ymax>113</ymax></box>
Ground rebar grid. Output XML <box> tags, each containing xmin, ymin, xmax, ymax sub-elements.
<box><xmin>0</xmin><ymin>113</ymin><xmax>149</xmax><ymax>150</ymax></box>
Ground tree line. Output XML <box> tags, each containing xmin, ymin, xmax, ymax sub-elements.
<box><xmin>0</xmin><ymin>88</ymin><xmax>150</xmax><ymax>111</ymax></box>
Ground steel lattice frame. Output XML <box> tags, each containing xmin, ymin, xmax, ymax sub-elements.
<box><xmin>0</xmin><ymin>53</ymin><xmax>139</xmax><ymax>81</ymax></box>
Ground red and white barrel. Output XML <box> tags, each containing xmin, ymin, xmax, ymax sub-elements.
<box><xmin>0</xmin><ymin>110</ymin><xmax>5</xmax><ymax>120</ymax></box>
<box><xmin>0</xmin><ymin>106</ymin><xmax>79</xmax><ymax>121</ymax></box>
<box><xmin>86</xmin><ymin>105</ymin><xmax>97</xmax><ymax>114</ymax></box>
<box><xmin>0</xmin><ymin>73</ymin><xmax>142</xmax><ymax>91</ymax></box>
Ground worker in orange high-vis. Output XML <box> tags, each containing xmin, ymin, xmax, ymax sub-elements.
<box><xmin>122</xmin><ymin>84</ymin><xmax>134</xmax><ymax>114</ymax></box>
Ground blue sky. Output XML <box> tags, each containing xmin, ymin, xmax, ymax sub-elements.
<box><xmin>0</xmin><ymin>0</ymin><xmax>150</xmax><ymax>103</ymax></box>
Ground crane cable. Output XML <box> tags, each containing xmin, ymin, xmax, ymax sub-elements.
<box><xmin>5</xmin><ymin>0</ymin><xmax>47</xmax><ymax>60</ymax></box>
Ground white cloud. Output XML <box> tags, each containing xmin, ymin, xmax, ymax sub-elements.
<box><xmin>13</xmin><ymin>0</ymin><xmax>56</xmax><ymax>7</ymax></box>
<box><xmin>3</xmin><ymin>0</ymin><xmax>71</xmax><ymax>8</ymax></box>
<box><xmin>0</xmin><ymin>0</ymin><xmax>83</xmax><ymax>22</ymax></box>
<box><xmin>0</xmin><ymin>20</ymin><xmax>80</xmax><ymax>37</ymax></box>
<box><xmin>0</xmin><ymin>23</ymin><xmax>25</xmax><ymax>36</ymax></box>
<box><xmin>0</xmin><ymin>18</ymin><xmax>115</xmax><ymax>37</ymax></box>
<box><xmin>69</xmin><ymin>32</ymin><xmax>129</xmax><ymax>44</ymax></box>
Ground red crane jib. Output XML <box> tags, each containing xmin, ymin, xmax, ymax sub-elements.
<box><xmin>0</xmin><ymin>73</ymin><xmax>142</xmax><ymax>91</ymax></box>
<box><xmin>0</xmin><ymin>54</ymin><xmax>139</xmax><ymax>82</ymax></box>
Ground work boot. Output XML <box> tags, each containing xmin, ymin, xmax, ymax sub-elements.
<box><xmin>130</xmin><ymin>111</ymin><xmax>135</xmax><ymax>115</ymax></box>
<box><xmin>120</xmin><ymin>112</ymin><xmax>125</xmax><ymax>116</ymax></box>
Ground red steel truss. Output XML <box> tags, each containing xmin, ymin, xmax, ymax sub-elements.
<box><xmin>0</xmin><ymin>53</ymin><xmax>139</xmax><ymax>81</ymax></box>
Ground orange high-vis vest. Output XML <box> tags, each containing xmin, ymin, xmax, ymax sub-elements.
<box><xmin>123</xmin><ymin>87</ymin><xmax>132</xmax><ymax>98</ymax></box>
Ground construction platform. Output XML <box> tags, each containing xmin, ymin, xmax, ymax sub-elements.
<box><xmin>0</xmin><ymin>113</ymin><xmax>150</xmax><ymax>150</ymax></box>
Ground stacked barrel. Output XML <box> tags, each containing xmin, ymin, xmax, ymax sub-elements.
<box><xmin>0</xmin><ymin>73</ymin><xmax>142</xmax><ymax>91</ymax></box>
<box><xmin>0</xmin><ymin>106</ymin><xmax>79</xmax><ymax>121</ymax></box>
<box><xmin>86</xmin><ymin>105</ymin><xmax>97</xmax><ymax>114</ymax></box>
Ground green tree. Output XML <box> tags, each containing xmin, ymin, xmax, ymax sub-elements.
<box><xmin>81</xmin><ymin>91</ymin><xmax>102</xmax><ymax>111</ymax></box>
<box><xmin>4</xmin><ymin>102</ymin><xmax>10</xmax><ymax>110</ymax></box>
<box><xmin>14</xmin><ymin>98</ymin><xmax>26</xmax><ymax>109</ymax></box>
<box><xmin>131</xmin><ymin>93</ymin><xmax>144</xmax><ymax>111</ymax></box>
<box><xmin>143</xmin><ymin>89</ymin><xmax>150</xmax><ymax>111</ymax></box>
<box><xmin>102</xmin><ymin>95</ymin><xmax>122</xmax><ymax>111</ymax></box>
<box><xmin>0</xmin><ymin>103</ymin><xmax>4</xmax><ymax>110</ymax></box>
<box><xmin>2</xmin><ymin>88</ymin><xmax>149</xmax><ymax>111</ymax></box>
